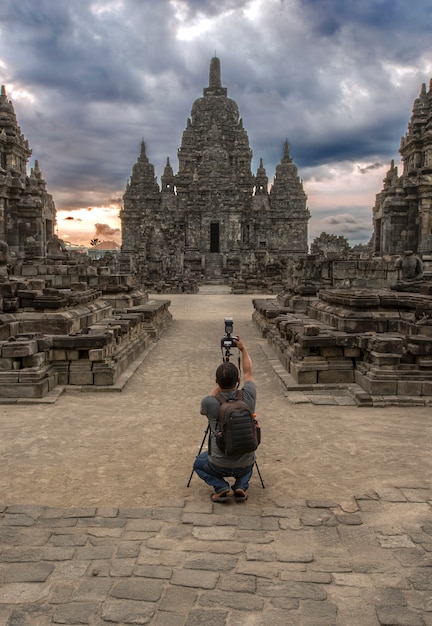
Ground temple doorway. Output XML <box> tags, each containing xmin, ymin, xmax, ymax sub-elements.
<box><xmin>210</xmin><ymin>222</ymin><xmax>220</xmax><ymax>252</ymax></box>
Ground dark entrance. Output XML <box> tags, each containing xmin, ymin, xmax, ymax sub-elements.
<box><xmin>210</xmin><ymin>222</ymin><xmax>220</xmax><ymax>252</ymax></box>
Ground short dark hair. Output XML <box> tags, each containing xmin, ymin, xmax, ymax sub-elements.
<box><xmin>215</xmin><ymin>362</ymin><xmax>239</xmax><ymax>389</ymax></box>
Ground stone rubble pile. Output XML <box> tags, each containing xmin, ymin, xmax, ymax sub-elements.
<box><xmin>0</xmin><ymin>255</ymin><xmax>172</xmax><ymax>401</ymax></box>
<box><xmin>253</xmin><ymin>288</ymin><xmax>432</xmax><ymax>405</ymax></box>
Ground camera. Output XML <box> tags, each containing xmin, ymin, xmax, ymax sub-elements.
<box><xmin>221</xmin><ymin>317</ymin><xmax>239</xmax><ymax>353</ymax></box>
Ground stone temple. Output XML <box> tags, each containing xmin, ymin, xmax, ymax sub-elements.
<box><xmin>373</xmin><ymin>80</ymin><xmax>432</xmax><ymax>255</ymax></box>
<box><xmin>0</xmin><ymin>61</ymin><xmax>431</xmax><ymax>407</ymax></box>
<box><xmin>0</xmin><ymin>86</ymin><xmax>55</xmax><ymax>258</ymax></box>
<box><xmin>121</xmin><ymin>57</ymin><xmax>310</xmax><ymax>288</ymax></box>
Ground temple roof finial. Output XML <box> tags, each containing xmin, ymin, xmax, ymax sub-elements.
<box><xmin>282</xmin><ymin>139</ymin><xmax>292</xmax><ymax>163</ymax></box>
<box><xmin>209</xmin><ymin>56</ymin><xmax>222</xmax><ymax>89</ymax></box>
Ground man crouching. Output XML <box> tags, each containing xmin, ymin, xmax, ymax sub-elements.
<box><xmin>193</xmin><ymin>337</ymin><xmax>256</xmax><ymax>502</ymax></box>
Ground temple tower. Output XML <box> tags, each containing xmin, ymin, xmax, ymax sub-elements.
<box><xmin>121</xmin><ymin>57</ymin><xmax>310</xmax><ymax>282</ymax></box>
<box><xmin>373</xmin><ymin>80</ymin><xmax>432</xmax><ymax>255</ymax></box>
<box><xmin>0</xmin><ymin>85</ymin><xmax>55</xmax><ymax>258</ymax></box>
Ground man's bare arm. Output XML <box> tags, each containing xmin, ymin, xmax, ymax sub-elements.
<box><xmin>233</xmin><ymin>336</ymin><xmax>254</xmax><ymax>382</ymax></box>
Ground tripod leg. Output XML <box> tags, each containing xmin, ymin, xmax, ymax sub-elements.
<box><xmin>254</xmin><ymin>460</ymin><xmax>265</xmax><ymax>488</ymax></box>
<box><xmin>186</xmin><ymin>425</ymin><xmax>210</xmax><ymax>487</ymax></box>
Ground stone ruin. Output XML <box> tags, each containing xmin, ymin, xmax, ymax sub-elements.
<box><xmin>252</xmin><ymin>80</ymin><xmax>432</xmax><ymax>405</ymax></box>
<box><xmin>3</xmin><ymin>62</ymin><xmax>432</xmax><ymax>407</ymax></box>
<box><xmin>0</xmin><ymin>86</ymin><xmax>172</xmax><ymax>402</ymax></box>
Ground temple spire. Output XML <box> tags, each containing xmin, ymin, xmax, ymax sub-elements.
<box><xmin>282</xmin><ymin>139</ymin><xmax>292</xmax><ymax>163</ymax></box>
<box><xmin>209</xmin><ymin>56</ymin><xmax>222</xmax><ymax>89</ymax></box>
<box><xmin>204</xmin><ymin>56</ymin><xmax>227</xmax><ymax>97</ymax></box>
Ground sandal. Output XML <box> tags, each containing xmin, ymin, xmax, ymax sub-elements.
<box><xmin>211</xmin><ymin>489</ymin><xmax>230</xmax><ymax>502</ymax></box>
<box><xmin>234</xmin><ymin>489</ymin><xmax>248</xmax><ymax>502</ymax></box>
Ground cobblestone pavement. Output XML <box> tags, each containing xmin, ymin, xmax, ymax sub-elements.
<box><xmin>1</xmin><ymin>290</ymin><xmax>432</xmax><ymax>625</ymax></box>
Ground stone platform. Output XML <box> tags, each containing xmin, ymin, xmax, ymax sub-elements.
<box><xmin>253</xmin><ymin>288</ymin><xmax>432</xmax><ymax>406</ymax></box>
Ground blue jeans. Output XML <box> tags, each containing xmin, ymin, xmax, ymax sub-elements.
<box><xmin>193</xmin><ymin>451</ymin><xmax>254</xmax><ymax>493</ymax></box>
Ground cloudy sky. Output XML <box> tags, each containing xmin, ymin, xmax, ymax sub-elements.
<box><xmin>1</xmin><ymin>0</ymin><xmax>431</xmax><ymax>247</ymax></box>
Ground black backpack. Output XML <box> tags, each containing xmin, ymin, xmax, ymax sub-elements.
<box><xmin>214</xmin><ymin>390</ymin><xmax>261</xmax><ymax>456</ymax></box>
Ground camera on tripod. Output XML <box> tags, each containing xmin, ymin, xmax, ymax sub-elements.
<box><xmin>221</xmin><ymin>316</ymin><xmax>239</xmax><ymax>359</ymax></box>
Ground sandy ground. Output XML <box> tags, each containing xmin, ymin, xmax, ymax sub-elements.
<box><xmin>0</xmin><ymin>291</ymin><xmax>431</xmax><ymax>508</ymax></box>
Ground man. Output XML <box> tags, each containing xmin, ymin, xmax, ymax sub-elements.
<box><xmin>193</xmin><ymin>336</ymin><xmax>256</xmax><ymax>502</ymax></box>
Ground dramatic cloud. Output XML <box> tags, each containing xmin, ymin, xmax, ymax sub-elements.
<box><xmin>1</xmin><ymin>0</ymin><xmax>431</xmax><ymax>245</ymax></box>
<box><xmin>94</xmin><ymin>223</ymin><xmax>121</xmax><ymax>239</ymax></box>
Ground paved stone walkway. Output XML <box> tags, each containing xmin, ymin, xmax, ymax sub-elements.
<box><xmin>1</xmin><ymin>291</ymin><xmax>432</xmax><ymax>625</ymax></box>
<box><xmin>2</xmin><ymin>488</ymin><xmax>432</xmax><ymax>625</ymax></box>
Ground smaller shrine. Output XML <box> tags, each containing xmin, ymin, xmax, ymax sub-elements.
<box><xmin>252</xmin><ymin>79</ymin><xmax>432</xmax><ymax>406</ymax></box>
<box><xmin>0</xmin><ymin>87</ymin><xmax>56</xmax><ymax>259</ymax></box>
<box><xmin>373</xmin><ymin>81</ymin><xmax>432</xmax><ymax>256</ymax></box>
<box><xmin>0</xmin><ymin>86</ymin><xmax>172</xmax><ymax>402</ymax></box>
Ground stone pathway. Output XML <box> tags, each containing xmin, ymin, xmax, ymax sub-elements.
<box><xmin>2</xmin><ymin>486</ymin><xmax>432</xmax><ymax>625</ymax></box>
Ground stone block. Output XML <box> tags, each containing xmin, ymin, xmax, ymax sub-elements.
<box><xmin>22</xmin><ymin>352</ymin><xmax>47</xmax><ymax>368</ymax></box>
<box><xmin>2</xmin><ymin>339</ymin><xmax>39</xmax><ymax>358</ymax></box>
<box><xmin>296</xmin><ymin>358</ymin><xmax>329</xmax><ymax>370</ymax></box>
<box><xmin>0</xmin><ymin>371</ymin><xmax>20</xmax><ymax>382</ymax></box>
<box><xmin>303</xmin><ymin>324</ymin><xmax>320</xmax><ymax>336</ymax></box>
<box><xmin>33</xmin><ymin>295</ymin><xmax>68</xmax><ymax>309</ymax></box>
<box><xmin>299</xmin><ymin>335</ymin><xmax>336</xmax><ymax>347</ymax></box>
<box><xmin>337</xmin><ymin>318</ymin><xmax>375</xmax><ymax>333</ymax></box>
<box><xmin>369</xmin><ymin>352</ymin><xmax>402</xmax><ymax>366</ymax></box>
<box><xmin>0</xmin><ymin>357</ymin><xmax>14</xmax><ymax>370</ymax></box>
<box><xmin>421</xmin><ymin>381</ymin><xmax>432</xmax><ymax>395</ymax></box>
<box><xmin>93</xmin><ymin>370</ymin><xmax>116</xmax><ymax>386</ymax></box>
<box><xmin>343</xmin><ymin>347</ymin><xmax>361</xmax><ymax>357</ymax></box>
<box><xmin>89</xmin><ymin>348</ymin><xmax>105</xmax><ymax>361</ymax></box>
<box><xmin>52</xmin><ymin>363</ymin><xmax>69</xmax><ymax>385</ymax></box>
<box><xmin>21</xmin><ymin>265</ymin><xmax>38</xmax><ymax>276</ymax></box>
<box><xmin>0</xmin><ymin>282</ymin><xmax>17</xmax><ymax>297</ymax></box>
<box><xmin>28</xmin><ymin>279</ymin><xmax>46</xmax><ymax>290</ymax></box>
<box><xmin>66</xmin><ymin>349</ymin><xmax>80</xmax><ymax>360</ymax></box>
<box><xmin>290</xmin><ymin>364</ymin><xmax>317</xmax><ymax>384</ymax></box>
<box><xmin>0</xmin><ymin>379</ymin><xmax>50</xmax><ymax>397</ymax></box>
<box><xmin>3</xmin><ymin>297</ymin><xmax>20</xmax><ymax>311</ymax></box>
<box><xmin>320</xmin><ymin>346</ymin><xmax>343</xmax><ymax>357</ymax></box>
<box><xmin>69</xmin><ymin>360</ymin><xmax>92</xmax><ymax>371</ymax></box>
<box><xmin>71</xmin><ymin>282</ymin><xmax>87</xmax><ymax>291</ymax></box>
<box><xmin>1</xmin><ymin>562</ymin><xmax>54</xmax><ymax>582</ymax></box>
<box><xmin>74</xmin><ymin>334</ymin><xmax>112</xmax><ymax>349</ymax></box>
<box><xmin>50</xmin><ymin>349</ymin><xmax>67</xmax><ymax>360</ymax></box>
<box><xmin>318</xmin><ymin>369</ymin><xmax>354</xmax><ymax>384</ymax></box>
<box><xmin>397</xmin><ymin>380</ymin><xmax>423</xmax><ymax>396</ymax></box>
<box><xmin>358</xmin><ymin>375</ymin><xmax>397</xmax><ymax>396</ymax></box>
<box><xmin>37</xmin><ymin>335</ymin><xmax>54</xmax><ymax>351</ymax></box>
<box><xmin>51</xmin><ymin>275</ymin><xmax>71</xmax><ymax>288</ymax></box>
<box><xmin>368</xmin><ymin>335</ymin><xmax>404</xmax><ymax>354</ymax></box>
<box><xmin>407</xmin><ymin>336</ymin><xmax>432</xmax><ymax>356</ymax></box>
<box><xmin>69</xmin><ymin>371</ymin><xmax>94</xmax><ymax>385</ymax></box>
<box><xmin>417</xmin><ymin>357</ymin><xmax>432</xmax><ymax>368</ymax></box>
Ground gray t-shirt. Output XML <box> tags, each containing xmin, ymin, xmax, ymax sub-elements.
<box><xmin>200</xmin><ymin>380</ymin><xmax>257</xmax><ymax>469</ymax></box>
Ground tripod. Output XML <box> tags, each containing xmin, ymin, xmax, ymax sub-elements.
<box><xmin>186</xmin><ymin>424</ymin><xmax>265</xmax><ymax>489</ymax></box>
